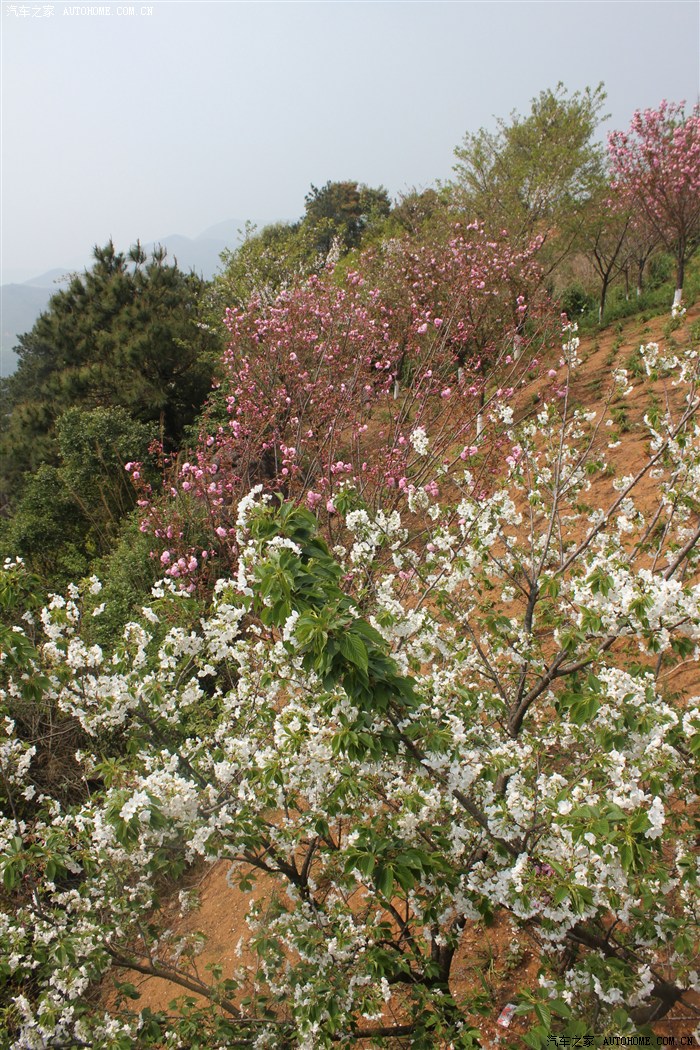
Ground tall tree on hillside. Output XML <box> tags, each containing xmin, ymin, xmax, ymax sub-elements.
<box><xmin>577</xmin><ymin>182</ymin><xmax>632</xmax><ymax>323</ymax></box>
<box><xmin>608</xmin><ymin>100</ymin><xmax>700</xmax><ymax>311</ymax></box>
<box><xmin>0</xmin><ymin>242</ymin><xmax>217</xmax><ymax>502</ymax></box>
<box><xmin>451</xmin><ymin>83</ymin><xmax>607</xmax><ymax>268</ymax></box>
<box><xmin>624</xmin><ymin>215</ymin><xmax>660</xmax><ymax>299</ymax></box>
<box><xmin>303</xmin><ymin>180</ymin><xmax>392</xmax><ymax>255</ymax></box>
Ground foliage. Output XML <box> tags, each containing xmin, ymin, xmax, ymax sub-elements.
<box><xmin>88</xmin><ymin>512</ymin><xmax>162</xmax><ymax>646</ymax></box>
<box><xmin>1</xmin><ymin>407</ymin><xmax>156</xmax><ymax>591</ymax></box>
<box><xmin>1</xmin><ymin>323</ymin><xmax>699</xmax><ymax>1047</ymax></box>
<box><xmin>0</xmin><ymin>466</ymin><xmax>92</xmax><ymax>586</ymax></box>
<box><xmin>451</xmin><ymin>83</ymin><xmax>607</xmax><ymax>264</ymax></box>
<box><xmin>558</xmin><ymin>282</ymin><xmax>596</xmax><ymax>322</ymax></box>
<box><xmin>608</xmin><ymin>100</ymin><xmax>700</xmax><ymax>304</ymax></box>
<box><xmin>207</xmin><ymin>221</ymin><xmax>322</xmax><ymax>319</ymax></box>
<box><xmin>303</xmin><ymin>180</ymin><xmax>392</xmax><ymax>255</ymax></box>
<box><xmin>388</xmin><ymin>187</ymin><xmax>446</xmax><ymax>238</ymax></box>
<box><xmin>0</xmin><ymin>242</ymin><xmax>217</xmax><ymax>505</ymax></box>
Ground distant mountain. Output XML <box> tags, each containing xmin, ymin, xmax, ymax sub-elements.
<box><xmin>22</xmin><ymin>268</ymin><xmax>78</xmax><ymax>288</ymax></box>
<box><xmin>1</xmin><ymin>282</ymin><xmax>56</xmax><ymax>378</ymax></box>
<box><xmin>196</xmin><ymin>218</ymin><xmax>252</xmax><ymax>243</ymax></box>
<box><xmin>0</xmin><ymin>219</ymin><xmax>264</xmax><ymax>377</ymax></box>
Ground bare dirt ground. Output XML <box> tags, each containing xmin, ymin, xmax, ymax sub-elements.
<box><xmin>103</xmin><ymin>303</ymin><xmax>700</xmax><ymax>1046</ymax></box>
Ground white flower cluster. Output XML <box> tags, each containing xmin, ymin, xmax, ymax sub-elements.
<box><xmin>1</xmin><ymin>331</ymin><xmax>699</xmax><ymax>1046</ymax></box>
<box><xmin>408</xmin><ymin>425</ymin><xmax>429</xmax><ymax>455</ymax></box>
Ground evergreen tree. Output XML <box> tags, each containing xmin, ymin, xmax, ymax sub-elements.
<box><xmin>303</xmin><ymin>180</ymin><xmax>391</xmax><ymax>254</ymax></box>
<box><xmin>0</xmin><ymin>242</ymin><xmax>218</xmax><ymax>506</ymax></box>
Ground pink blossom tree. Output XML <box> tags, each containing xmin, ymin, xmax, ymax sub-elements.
<box><xmin>362</xmin><ymin>222</ymin><xmax>547</xmax><ymax>431</ymax></box>
<box><xmin>129</xmin><ymin>235</ymin><xmax>550</xmax><ymax>588</ymax></box>
<box><xmin>608</xmin><ymin>100</ymin><xmax>700</xmax><ymax>311</ymax></box>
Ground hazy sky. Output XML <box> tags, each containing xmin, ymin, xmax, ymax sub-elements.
<box><xmin>1</xmin><ymin>0</ymin><xmax>699</xmax><ymax>282</ymax></box>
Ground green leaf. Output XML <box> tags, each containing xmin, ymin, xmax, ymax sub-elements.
<box><xmin>338</xmin><ymin>630</ymin><xmax>369</xmax><ymax>671</ymax></box>
<box><xmin>522</xmin><ymin>1025</ymin><xmax>550</xmax><ymax>1049</ymax></box>
<box><xmin>376</xmin><ymin>864</ymin><xmax>395</xmax><ymax>899</ymax></box>
<box><xmin>552</xmin><ymin>884</ymin><xmax>570</xmax><ymax>906</ymax></box>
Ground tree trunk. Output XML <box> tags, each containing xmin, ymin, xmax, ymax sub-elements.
<box><xmin>673</xmin><ymin>255</ymin><xmax>685</xmax><ymax>312</ymax></box>
<box><xmin>599</xmin><ymin>276</ymin><xmax>609</xmax><ymax>325</ymax></box>
<box><xmin>476</xmin><ymin>382</ymin><xmax>485</xmax><ymax>440</ymax></box>
<box><xmin>636</xmin><ymin>256</ymin><xmax>645</xmax><ymax>297</ymax></box>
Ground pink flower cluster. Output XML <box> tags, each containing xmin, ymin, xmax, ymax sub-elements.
<box><xmin>129</xmin><ymin>228</ymin><xmax>551</xmax><ymax>585</ymax></box>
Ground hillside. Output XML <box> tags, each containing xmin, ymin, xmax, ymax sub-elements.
<box><xmin>2</xmin><ymin>97</ymin><xmax>699</xmax><ymax>1048</ymax></box>
<box><xmin>97</xmin><ymin>303</ymin><xmax>700</xmax><ymax>1045</ymax></box>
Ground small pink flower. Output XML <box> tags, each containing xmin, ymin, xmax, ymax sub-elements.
<box><xmin>506</xmin><ymin>445</ymin><xmax>523</xmax><ymax>469</ymax></box>
<box><xmin>326</xmin><ymin>499</ymin><xmax>336</xmax><ymax>514</ymax></box>
<box><xmin>548</xmin><ymin>369</ymin><xmax>557</xmax><ymax>378</ymax></box>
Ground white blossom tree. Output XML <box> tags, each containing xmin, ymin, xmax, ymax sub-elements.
<box><xmin>1</xmin><ymin>323</ymin><xmax>699</xmax><ymax>1048</ymax></box>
